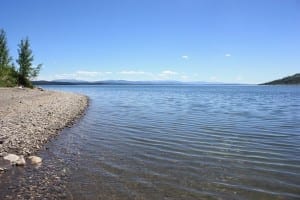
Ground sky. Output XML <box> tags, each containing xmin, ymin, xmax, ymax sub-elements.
<box><xmin>1</xmin><ymin>0</ymin><xmax>299</xmax><ymax>83</ymax></box>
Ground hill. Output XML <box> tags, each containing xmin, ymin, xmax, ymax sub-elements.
<box><xmin>32</xmin><ymin>80</ymin><xmax>231</xmax><ymax>86</ymax></box>
<box><xmin>262</xmin><ymin>73</ymin><xmax>300</xmax><ymax>85</ymax></box>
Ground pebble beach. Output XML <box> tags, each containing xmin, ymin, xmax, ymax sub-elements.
<box><xmin>0</xmin><ymin>87</ymin><xmax>88</xmax><ymax>199</ymax></box>
<box><xmin>0</xmin><ymin>87</ymin><xmax>88</xmax><ymax>158</ymax></box>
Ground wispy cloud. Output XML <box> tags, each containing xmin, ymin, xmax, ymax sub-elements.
<box><xmin>225</xmin><ymin>53</ymin><xmax>231</xmax><ymax>57</ymax></box>
<box><xmin>54</xmin><ymin>70</ymin><xmax>114</xmax><ymax>80</ymax></box>
<box><xmin>53</xmin><ymin>69</ymin><xmax>187</xmax><ymax>81</ymax></box>
<box><xmin>158</xmin><ymin>70</ymin><xmax>179</xmax><ymax>79</ymax></box>
<box><xmin>209</xmin><ymin>76</ymin><xmax>217</xmax><ymax>81</ymax></box>
<box><xmin>181</xmin><ymin>55</ymin><xmax>189</xmax><ymax>60</ymax></box>
<box><xmin>54</xmin><ymin>73</ymin><xmax>76</xmax><ymax>79</ymax></box>
<box><xmin>119</xmin><ymin>70</ymin><xmax>146</xmax><ymax>75</ymax></box>
<box><xmin>180</xmin><ymin>75</ymin><xmax>189</xmax><ymax>80</ymax></box>
<box><xmin>76</xmin><ymin>70</ymin><xmax>100</xmax><ymax>77</ymax></box>
<box><xmin>160</xmin><ymin>70</ymin><xmax>178</xmax><ymax>75</ymax></box>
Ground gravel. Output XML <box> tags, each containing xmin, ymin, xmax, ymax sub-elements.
<box><xmin>0</xmin><ymin>87</ymin><xmax>88</xmax><ymax>199</ymax></box>
<box><xmin>0</xmin><ymin>87</ymin><xmax>88</xmax><ymax>156</ymax></box>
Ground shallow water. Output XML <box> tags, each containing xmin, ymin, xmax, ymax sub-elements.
<box><xmin>5</xmin><ymin>85</ymin><xmax>300</xmax><ymax>199</ymax></box>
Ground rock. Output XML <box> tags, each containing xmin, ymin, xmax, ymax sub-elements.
<box><xmin>16</xmin><ymin>155</ymin><xmax>26</xmax><ymax>166</ymax></box>
<box><xmin>0</xmin><ymin>152</ymin><xmax>8</xmax><ymax>157</ymax></box>
<box><xmin>3</xmin><ymin>154</ymin><xmax>26</xmax><ymax>166</ymax></box>
<box><xmin>4</xmin><ymin>154</ymin><xmax>19</xmax><ymax>164</ymax></box>
<box><xmin>28</xmin><ymin>156</ymin><xmax>42</xmax><ymax>164</ymax></box>
<box><xmin>37</xmin><ymin>87</ymin><xmax>44</xmax><ymax>91</ymax></box>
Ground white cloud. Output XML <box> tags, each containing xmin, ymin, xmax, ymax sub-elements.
<box><xmin>160</xmin><ymin>70</ymin><xmax>178</xmax><ymax>75</ymax></box>
<box><xmin>158</xmin><ymin>70</ymin><xmax>179</xmax><ymax>80</ymax></box>
<box><xmin>53</xmin><ymin>69</ymin><xmax>192</xmax><ymax>81</ymax></box>
<box><xmin>209</xmin><ymin>76</ymin><xmax>217</xmax><ymax>81</ymax></box>
<box><xmin>180</xmin><ymin>75</ymin><xmax>189</xmax><ymax>80</ymax></box>
<box><xmin>225</xmin><ymin>53</ymin><xmax>231</xmax><ymax>57</ymax></box>
<box><xmin>54</xmin><ymin>73</ymin><xmax>76</xmax><ymax>79</ymax></box>
<box><xmin>119</xmin><ymin>70</ymin><xmax>146</xmax><ymax>75</ymax></box>
<box><xmin>54</xmin><ymin>70</ymin><xmax>114</xmax><ymax>80</ymax></box>
<box><xmin>181</xmin><ymin>55</ymin><xmax>189</xmax><ymax>60</ymax></box>
<box><xmin>76</xmin><ymin>70</ymin><xmax>100</xmax><ymax>77</ymax></box>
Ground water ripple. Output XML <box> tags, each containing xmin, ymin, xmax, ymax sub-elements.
<box><xmin>43</xmin><ymin>85</ymin><xmax>300</xmax><ymax>199</ymax></box>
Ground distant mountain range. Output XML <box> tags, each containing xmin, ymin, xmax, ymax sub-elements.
<box><xmin>262</xmin><ymin>73</ymin><xmax>300</xmax><ymax>85</ymax></box>
<box><xmin>32</xmin><ymin>75</ymin><xmax>300</xmax><ymax>86</ymax></box>
<box><xmin>33</xmin><ymin>79</ymin><xmax>233</xmax><ymax>85</ymax></box>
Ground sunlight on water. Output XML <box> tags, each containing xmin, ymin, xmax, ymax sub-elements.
<box><xmin>39</xmin><ymin>85</ymin><xmax>300</xmax><ymax>199</ymax></box>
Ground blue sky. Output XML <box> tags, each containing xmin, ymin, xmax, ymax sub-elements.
<box><xmin>1</xmin><ymin>0</ymin><xmax>299</xmax><ymax>83</ymax></box>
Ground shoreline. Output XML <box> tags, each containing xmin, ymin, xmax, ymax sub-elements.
<box><xmin>0</xmin><ymin>87</ymin><xmax>88</xmax><ymax>161</ymax></box>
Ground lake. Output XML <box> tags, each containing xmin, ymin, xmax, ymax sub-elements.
<box><xmin>5</xmin><ymin>85</ymin><xmax>300</xmax><ymax>199</ymax></box>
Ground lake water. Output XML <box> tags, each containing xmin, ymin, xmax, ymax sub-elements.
<box><xmin>6</xmin><ymin>85</ymin><xmax>300</xmax><ymax>199</ymax></box>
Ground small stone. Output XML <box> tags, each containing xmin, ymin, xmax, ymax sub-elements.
<box><xmin>37</xmin><ymin>87</ymin><xmax>44</xmax><ymax>91</ymax></box>
<box><xmin>0</xmin><ymin>152</ymin><xmax>8</xmax><ymax>157</ymax></box>
<box><xmin>28</xmin><ymin>156</ymin><xmax>42</xmax><ymax>164</ymax></box>
<box><xmin>0</xmin><ymin>167</ymin><xmax>6</xmax><ymax>172</ymax></box>
<box><xmin>16</xmin><ymin>155</ymin><xmax>26</xmax><ymax>166</ymax></box>
<box><xmin>4</xmin><ymin>154</ymin><xmax>19</xmax><ymax>164</ymax></box>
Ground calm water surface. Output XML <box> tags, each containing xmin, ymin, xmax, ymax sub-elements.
<box><xmin>40</xmin><ymin>85</ymin><xmax>300</xmax><ymax>199</ymax></box>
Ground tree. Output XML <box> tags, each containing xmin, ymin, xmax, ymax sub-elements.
<box><xmin>17</xmin><ymin>38</ymin><xmax>41</xmax><ymax>87</ymax></box>
<box><xmin>0</xmin><ymin>29</ymin><xmax>11</xmax><ymax>69</ymax></box>
<box><xmin>0</xmin><ymin>29</ymin><xmax>17</xmax><ymax>87</ymax></box>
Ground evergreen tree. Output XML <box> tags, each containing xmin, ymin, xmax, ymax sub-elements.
<box><xmin>0</xmin><ymin>29</ymin><xmax>11</xmax><ymax>69</ymax></box>
<box><xmin>0</xmin><ymin>29</ymin><xmax>17</xmax><ymax>87</ymax></box>
<box><xmin>17</xmin><ymin>38</ymin><xmax>41</xmax><ymax>87</ymax></box>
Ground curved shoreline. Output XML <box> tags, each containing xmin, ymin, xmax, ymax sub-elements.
<box><xmin>0</xmin><ymin>87</ymin><xmax>89</xmax><ymax>158</ymax></box>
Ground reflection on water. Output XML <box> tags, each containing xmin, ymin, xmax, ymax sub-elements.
<box><xmin>6</xmin><ymin>85</ymin><xmax>300</xmax><ymax>199</ymax></box>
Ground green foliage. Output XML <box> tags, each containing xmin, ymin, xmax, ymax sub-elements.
<box><xmin>0</xmin><ymin>29</ymin><xmax>17</xmax><ymax>87</ymax></box>
<box><xmin>0</xmin><ymin>29</ymin><xmax>42</xmax><ymax>88</ymax></box>
<box><xmin>0</xmin><ymin>65</ymin><xmax>17</xmax><ymax>87</ymax></box>
<box><xmin>0</xmin><ymin>29</ymin><xmax>11</xmax><ymax>68</ymax></box>
<box><xmin>17</xmin><ymin>38</ymin><xmax>42</xmax><ymax>88</ymax></box>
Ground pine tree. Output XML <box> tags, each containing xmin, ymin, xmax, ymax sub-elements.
<box><xmin>0</xmin><ymin>29</ymin><xmax>17</xmax><ymax>87</ymax></box>
<box><xmin>0</xmin><ymin>29</ymin><xmax>11</xmax><ymax>69</ymax></box>
<box><xmin>17</xmin><ymin>38</ymin><xmax>41</xmax><ymax>88</ymax></box>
